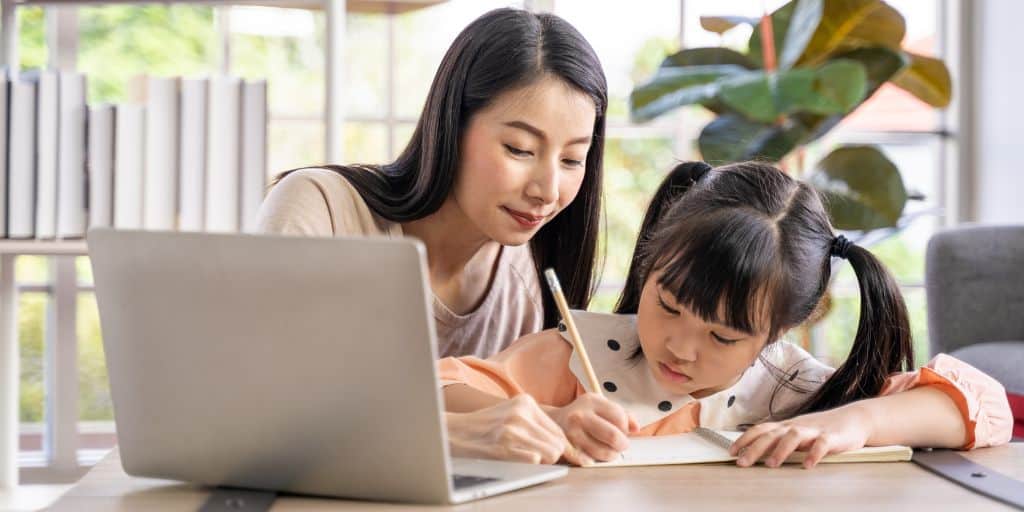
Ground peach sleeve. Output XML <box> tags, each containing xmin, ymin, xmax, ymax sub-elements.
<box><xmin>880</xmin><ymin>354</ymin><xmax>1014</xmax><ymax>449</ymax></box>
<box><xmin>436</xmin><ymin>329</ymin><xmax>582</xmax><ymax>407</ymax></box>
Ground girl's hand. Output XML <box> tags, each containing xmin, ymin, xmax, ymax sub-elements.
<box><xmin>546</xmin><ymin>393</ymin><xmax>639</xmax><ymax>465</ymax></box>
<box><xmin>728</xmin><ymin>405</ymin><xmax>873</xmax><ymax>469</ymax></box>
<box><xmin>446</xmin><ymin>394</ymin><xmax>571</xmax><ymax>465</ymax></box>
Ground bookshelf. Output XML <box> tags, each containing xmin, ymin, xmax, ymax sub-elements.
<box><xmin>0</xmin><ymin>0</ymin><xmax>446</xmax><ymax>489</ymax></box>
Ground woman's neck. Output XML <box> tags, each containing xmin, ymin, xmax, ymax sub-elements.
<box><xmin>401</xmin><ymin>198</ymin><xmax>502</xmax><ymax>314</ymax></box>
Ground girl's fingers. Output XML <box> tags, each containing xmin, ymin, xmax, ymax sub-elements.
<box><xmin>567</xmin><ymin>427</ymin><xmax>622</xmax><ymax>462</ymax></box>
<box><xmin>730</xmin><ymin>422</ymin><xmax>777</xmax><ymax>456</ymax></box>
<box><xmin>582</xmin><ymin>414</ymin><xmax>630</xmax><ymax>452</ymax></box>
<box><xmin>803</xmin><ymin>435</ymin><xmax>833</xmax><ymax>469</ymax></box>
<box><xmin>765</xmin><ymin>428</ymin><xmax>809</xmax><ymax>468</ymax></box>
<box><xmin>736</xmin><ymin>428</ymin><xmax>785</xmax><ymax>467</ymax></box>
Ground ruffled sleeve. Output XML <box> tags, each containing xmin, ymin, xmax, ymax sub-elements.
<box><xmin>881</xmin><ymin>354</ymin><xmax>1014</xmax><ymax>449</ymax></box>
<box><xmin>436</xmin><ymin>328</ymin><xmax>581</xmax><ymax>407</ymax></box>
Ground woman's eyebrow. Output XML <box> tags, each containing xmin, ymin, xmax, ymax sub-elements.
<box><xmin>503</xmin><ymin>120</ymin><xmax>590</xmax><ymax>146</ymax></box>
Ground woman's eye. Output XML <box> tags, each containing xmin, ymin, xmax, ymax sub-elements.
<box><xmin>504</xmin><ymin>144</ymin><xmax>533</xmax><ymax>157</ymax></box>
<box><xmin>711</xmin><ymin>332</ymin><xmax>740</xmax><ymax>346</ymax></box>
<box><xmin>562</xmin><ymin>158</ymin><xmax>584</xmax><ymax>168</ymax></box>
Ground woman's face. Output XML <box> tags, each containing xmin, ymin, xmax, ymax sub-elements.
<box><xmin>636</xmin><ymin>271</ymin><xmax>772</xmax><ymax>398</ymax></box>
<box><xmin>452</xmin><ymin>74</ymin><xmax>596</xmax><ymax>246</ymax></box>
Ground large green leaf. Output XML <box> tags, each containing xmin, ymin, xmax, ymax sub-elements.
<box><xmin>749</xmin><ymin>1</ymin><xmax>796</xmax><ymax>68</ymax></box>
<box><xmin>629</xmin><ymin>65</ymin><xmax>748</xmax><ymax>122</ymax></box>
<box><xmin>779</xmin><ymin>0</ymin><xmax>824</xmax><ymax>69</ymax></box>
<box><xmin>661</xmin><ymin>47</ymin><xmax>757</xmax><ymax>70</ymax></box>
<box><xmin>807</xmin><ymin>145</ymin><xmax>908</xmax><ymax>230</ymax></box>
<box><xmin>796</xmin><ymin>0</ymin><xmax>905</xmax><ymax>67</ymax></box>
<box><xmin>697</xmin><ymin>114</ymin><xmax>808</xmax><ymax>164</ymax></box>
<box><xmin>716</xmin><ymin>61</ymin><xmax>867</xmax><ymax>123</ymax></box>
<box><xmin>890</xmin><ymin>51</ymin><xmax>952</xmax><ymax>108</ymax></box>
<box><xmin>700</xmin><ymin>15</ymin><xmax>759</xmax><ymax>35</ymax></box>
<box><xmin>791</xmin><ymin>47</ymin><xmax>907</xmax><ymax>145</ymax></box>
<box><xmin>718</xmin><ymin>73</ymin><xmax>778</xmax><ymax>123</ymax></box>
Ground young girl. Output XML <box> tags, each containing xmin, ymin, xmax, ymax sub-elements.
<box><xmin>439</xmin><ymin>161</ymin><xmax>1013</xmax><ymax>468</ymax></box>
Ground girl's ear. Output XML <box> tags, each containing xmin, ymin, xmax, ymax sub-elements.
<box><xmin>614</xmin><ymin>162</ymin><xmax>713</xmax><ymax>315</ymax></box>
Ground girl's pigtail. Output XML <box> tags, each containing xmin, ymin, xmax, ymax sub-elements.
<box><xmin>797</xmin><ymin>241</ymin><xmax>914</xmax><ymax>413</ymax></box>
<box><xmin>614</xmin><ymin>161</ymin><xmax>712</xmax><ymax>314</ymax></box>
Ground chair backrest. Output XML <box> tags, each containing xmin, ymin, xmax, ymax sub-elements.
<box><xmin>926</xmin><ymin>225</ymin><xmax>1024</xmax><ymax>355</ymax></box>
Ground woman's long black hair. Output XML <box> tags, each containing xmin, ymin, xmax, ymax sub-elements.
<box><xmin>275</xmin><ymin>8</ymin><xmax>607</xmax><ymax>327</ymax></box>
<box><xmin>616</xmin><ymin>161</ymin><xmax>913</xmax><ymax>415</ymax></box>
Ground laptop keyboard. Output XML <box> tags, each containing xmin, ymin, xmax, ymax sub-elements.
<box><xmin>452</xmin><ymin>474</ymin><xmax>500</xmax><ymax>489</ymax></box>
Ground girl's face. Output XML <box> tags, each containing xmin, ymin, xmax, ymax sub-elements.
<box><xmin>452</xmin><ymin>74</ymin><xmax>596</xmax><ymax>246</ymax></box>
<box><xmin>636</xmin><ymin>271</ymin><xmax>772</xmax><ymax>398</ymax></box>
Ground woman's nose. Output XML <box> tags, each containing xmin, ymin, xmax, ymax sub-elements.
<box><xmin>525</xmin><ymin>159</ymin><xmax>559</xmax><ymax>205</ymax></box>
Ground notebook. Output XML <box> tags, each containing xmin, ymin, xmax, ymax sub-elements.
<box><xmin>586</xmin><ymin>427</ymin><xmax>913</xmax><ymax>468</ymax></box>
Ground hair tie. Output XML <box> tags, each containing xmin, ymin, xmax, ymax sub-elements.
<box><xmin>830</xmin><ymin>235</ymin><xmax>854</xmax><ymax>259</ymax></box>
<box><xmin>691</xmin><ymin>161</ymin><xmax>713</xmax><ymax>183</ymax></box>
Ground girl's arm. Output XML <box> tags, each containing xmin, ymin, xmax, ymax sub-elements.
<box><xmin>729</xmin><ymin>354</ymin><xmax>1013</xmax><ymax>469</ymax></box>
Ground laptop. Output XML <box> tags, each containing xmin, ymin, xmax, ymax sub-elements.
<box><xmin>87</xmin><ymin>228</ymin><xmax>568</xmax><ymax>504</ymax></box>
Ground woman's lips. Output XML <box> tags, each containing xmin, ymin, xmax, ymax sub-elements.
<box><xmin>659</xmin><ymin>362</ymin><xmax>692</xmax><ymax>384</ymax></box>
<box><xmin>503</xmin><ymin>207</ymin><xmax>545</xmax><ymax>228</ymax></box>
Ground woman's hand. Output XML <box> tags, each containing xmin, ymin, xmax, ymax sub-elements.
<box><xmin>445</xmin><ymin>394</ymin><xmax>571</xmax><ymax>465</ymax></box>
<box><xmin>728</xmin><ymin>405</ymin><xmax>873</xmax><ymax>469</ymax></box>
<box><xmin>546</xmin><ymin>393</ymin><xmax>638</xmax><ymax>465</ymax></box>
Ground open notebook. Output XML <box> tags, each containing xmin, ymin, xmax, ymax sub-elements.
<box><xmin>586</xmin><ymin>428</ymin><xmax>913</xmax><ymax>468</ymax></box>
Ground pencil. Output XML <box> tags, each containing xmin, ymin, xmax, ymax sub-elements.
<box><xmin>543</xmin><ymin>268</ymin><xmax>603</xmax><ymax>397</ymax></box>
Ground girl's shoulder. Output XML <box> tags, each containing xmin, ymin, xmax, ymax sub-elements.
<box><xmin>698</xmin><ymin>341</ymin><xmax>835</xmax><ymax>430</ymax></box>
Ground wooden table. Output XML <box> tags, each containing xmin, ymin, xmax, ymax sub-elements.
<box><xmin>48</xmin><ymin>444</ymin><xmax>1024</xmax><ymax>511</ymax></box>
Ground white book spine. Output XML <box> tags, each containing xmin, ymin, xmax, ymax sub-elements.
<box><xmin>205</xmin><ymin>75</ymin><xmax>242</xmax><ymax>233</ymax></box>
<box><xmin>0</xmin><ymin>69</ymin><xmax>8</xmax><ymax>238</ymax></box>
<box><xmin>88</xmin><ymin>105</ymin><xmax>115</xmax><ymax>230</ymax></box>
<box><xmin>179</xmin><ymin>78</ymin><xmax>208</xmax><ymax>232</ymax></box>
<box><xmin>114</xmin><ymin>104</ymin><xmax>145</xmax><ymax>230</ymax></box>
<box><xmin>8</xmin><ymin>78</ymin><xmax>37</xmax><ymax>239</ymax></box>
<box><xmin>56</xmin><ymin>72</ymin><xmax>87</xmax><ymax>239</ymax></box>
<box><xmin>240</xmin><ymin>80</ymin><xmax>267</xmax><ymax>234</ymax></box>
<box><xmin>34</xmin><ymin>70</ymin><xmax>59</xmax><ymax>239</ymax></box>
<box><xmin>143</xmin><ymin>76</ymin><xmax>180</xmax><ymax>231</ymax></box>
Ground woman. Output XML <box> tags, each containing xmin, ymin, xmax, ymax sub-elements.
<box><xmin>257</xmin><ymin>8</ymin><xmax>606</xmax><ymax>464</ymax></box>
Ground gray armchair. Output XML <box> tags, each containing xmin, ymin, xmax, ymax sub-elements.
<box><xmin>926</xmin><ymin>225</ymin><xmax>1024</xmax><ymax>438</ymax></box>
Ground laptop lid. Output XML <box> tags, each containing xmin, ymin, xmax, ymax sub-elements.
<box><xmin>89</xmin><ymin>228</ymin><xmax>454</xmax><ymax>503</ymax></box>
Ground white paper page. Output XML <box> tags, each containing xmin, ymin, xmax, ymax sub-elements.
<box><xmin>587</xmin><ymin>431</ymin><xmax>736</xmax><ymax>468</ymax></box>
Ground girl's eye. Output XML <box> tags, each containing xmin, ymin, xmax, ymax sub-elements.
<box><xmin>656</xmin><ymin>295</ymin><xmax>680</xmax><ymax>316</ymax></box>
<box><xmin>562</xmin><ymin>158</ymin><xmax>584</xmax><ymax>168</ymax></box>
<box><xmin>711</xmin><ymin>332</ymin><xmax>740</xmax><ymax>346</ymax></box>
<box><xmin>504</xmin><ymin>144</ymin><xmax>533</xmax><ymax>157</ymax></box>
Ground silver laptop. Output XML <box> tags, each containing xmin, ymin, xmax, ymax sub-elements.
<box><xmin>88</xmin><ymin>228</ymin><xmax>567</xmax><ymax>504</ymax></box>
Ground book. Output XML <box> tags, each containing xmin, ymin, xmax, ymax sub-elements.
<box><xmin>88</xmin><ymin>104</ymin><xmax>115</xmax><ymax>229</ymax></box>
<box><xmin>57</xmin><ymin>71</ymin><xmax>87</xmax><ymax>239</ymax></box>
<box><xmin>586</xmin><ymin>428</ymin><xmax>913</xmax><ymax>468</ymax></box>
<box><xmin>114</xmin><ymin>104</ymin><xmax>145</xmax><ymax>230</ymax></box>
<box><xmin>143</xmin><ymin>76</ymin><xmax>180</xmax><ymax>231</ymax></box>
<box><xmin>179</xmin><ymin>78</ymin><xmax>207</xmax><ymax>232</ymax></box>
<box><xmin>240</xmin><ymin>79</ymin><xmax>267</xmax><ymax>234</ymax></box>
<box><xmin>7</xmin><ymin>74</ymin><xmax>38</xmax><ymax>239</ymax></box>
<box><xmin>205</xmin><ymin>74</ymin><xmax>242</xmax><ymax>233</ymax></box>
<box><xmin>34</xmin><ymin>69</ymin><xmax>59</xmax><ymax>239</ymax></box>
<box><xmin>0</xmin><ymin>68</ymin><xmax>8</xmax><ymax>238</ymax></box>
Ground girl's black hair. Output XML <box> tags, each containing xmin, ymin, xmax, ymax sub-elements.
<box><xmin>615</xmin><ymin>161</ymin><xmax>913</xmax><ymax>415</ymax></box>
<box><xmin>274</xmin><ymin>8</ymin><xmax>607</xmax><ymax>327</ymax></box>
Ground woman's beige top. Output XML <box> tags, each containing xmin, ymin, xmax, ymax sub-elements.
<box><xmin>256</xmin><ymin>168</ymin><xmax>545</xmax><ymax>359</ymax></box>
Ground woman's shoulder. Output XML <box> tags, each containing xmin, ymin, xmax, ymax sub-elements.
<box><xmin>257</xmin><ymin>167</ymin><xmax>396</xmax><ymax>237</ymax></box>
